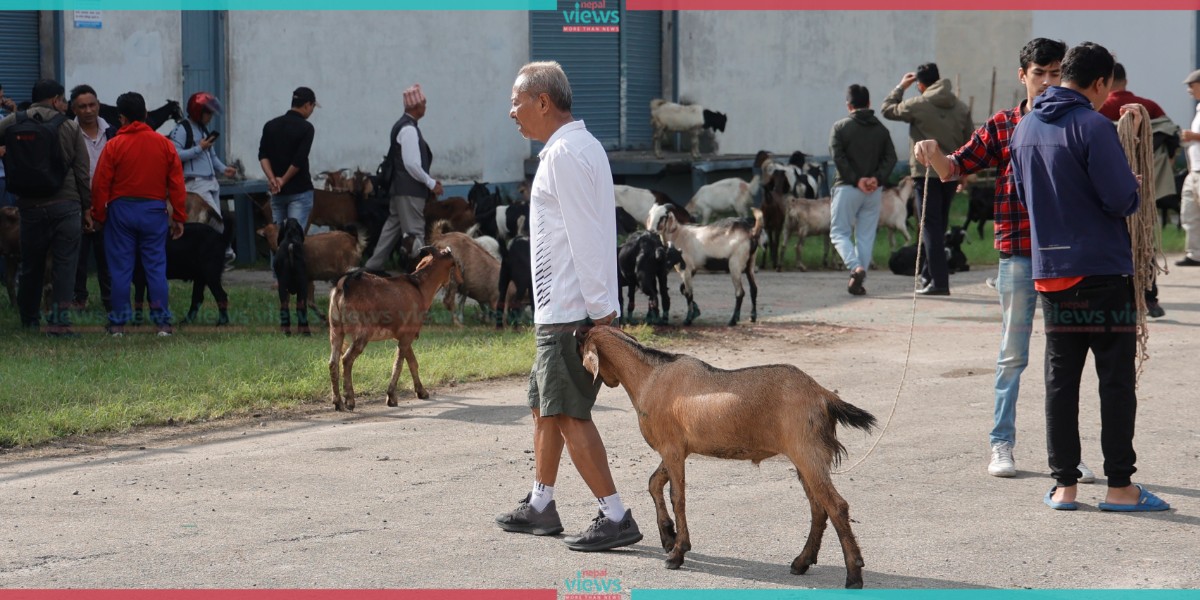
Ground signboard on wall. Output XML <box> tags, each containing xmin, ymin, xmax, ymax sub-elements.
<box><xmin>73</xmin><ymin>10</ymin><xmax>102</xmax><ymax>28</ymax></box>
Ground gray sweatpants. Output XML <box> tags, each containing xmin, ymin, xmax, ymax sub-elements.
<box><xmin>365</xmin><ymin>194</ymin><xmax>425</xmax><ymax>270</ymax></box>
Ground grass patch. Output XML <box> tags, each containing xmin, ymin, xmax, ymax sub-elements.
<box><xmin>0</xmin><ymin>274</ymin><xmax>665</xmax><ymax>448</ymax></box>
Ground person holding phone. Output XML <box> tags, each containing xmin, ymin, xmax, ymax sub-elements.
<box><xmin>171</xmin><ymin>92</ymin><xmax>237</xmax><ymax>266</ymax></box>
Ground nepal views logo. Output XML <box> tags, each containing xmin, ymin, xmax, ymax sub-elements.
<box><xmin>562</xmin><ymin>0</ymin><xmax>620</xmax><ymax>33</ymax></box>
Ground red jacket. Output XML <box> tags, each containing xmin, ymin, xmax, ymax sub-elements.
<box><xmin>91</xmin><ymin>121</ymin><xmax>187</xmax><ymax>223</ymax></box>
<box><xmin>1098</xmin><ymin>90</ymin><xmax>1165</xmax><ymax>121</ymax></box>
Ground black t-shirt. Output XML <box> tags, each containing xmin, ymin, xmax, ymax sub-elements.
<box><xmin>257</xmin><ymin>110</ymin><xmax>314</xmax><ymax>195</ymax></box>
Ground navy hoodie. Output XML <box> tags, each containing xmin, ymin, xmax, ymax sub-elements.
<box><xmin>1010</xmin><ymin>86</ymin><xmax>1139</xmax><ymax>280</ymax></box>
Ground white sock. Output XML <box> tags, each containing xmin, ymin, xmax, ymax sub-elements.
<box><xmin>598</xmin><ymin>493</ymin><xmax>626</xmax><ymax>521</ymax></box>
<box><xmin>530</xmin><ymin>481</ymin><xmax>554</xmax><ymax>512</ymax></box>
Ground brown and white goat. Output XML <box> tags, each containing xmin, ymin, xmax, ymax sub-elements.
<box><xmin>327</xmin><ymin>247</ymin><xmax>459</xmax><ymax>411</ymax></box>
<box><xmin>185</xmin><ymin>192</ymin><xmax>222</xmax><ymax>226</ymax></box>
<box><xmin>578</xmin><ymin>326</ymin><xmax>876</xmax><ymax>588</ymax></box>
<box><xmin>780</xmin><ymin>196</ymin><xmax>835</xmax><ymax>271</ymax></box>
<box><xmin>879</xmin><ymin>176</ymin><xmax>914</xmax><ymax>249</ymax></box>
<box><xmin>655</xmin><ymin>208</ymin><xmax>761</xmax><ymax>326</ymax></box>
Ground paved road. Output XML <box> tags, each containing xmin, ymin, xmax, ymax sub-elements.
<box><xmin>2</xmin><ymin>260</ymin><xmax>1198</xmax><ymax>592</ymax></box>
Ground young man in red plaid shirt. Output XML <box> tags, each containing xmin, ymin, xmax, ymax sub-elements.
<box><xmin>913</xmin><ymin>38</ymin><xmax>1094</xmax><ymax>482</ymax></box>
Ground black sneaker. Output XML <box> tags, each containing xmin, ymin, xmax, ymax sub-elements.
<box><xmin>1147</xmin><ymin>301</ymin><xmax>1166</xmax><ymax>319</ymax></box>
<box><xmin>565</xmin><ymin>510</ymin><xmax>643</xmax><ymax>552</ymax></box>
<box><xmin>495</xmin><ymin>493</ymin><xmax>564</xmax><ymax>536</ymax></box>
<box><xmin>1175</xmin><ymin>256</ymin><xmax>1200</xmax><ymax>267</ymax></box>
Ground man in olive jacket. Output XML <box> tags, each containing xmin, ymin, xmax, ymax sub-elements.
<box><xmin>829</xmin><ymin>84</ymin><xmax>897</xmax><ymax>296</ymax></box>
<box><xmin>882</xmin><ymin>63</ymin><xmax>974</xmax><ymax>295</ymax></box>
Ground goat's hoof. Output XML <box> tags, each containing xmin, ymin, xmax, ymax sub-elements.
<box><xmin>345</xmin><ymin>399</ymin><xmax>356</xmax><ymax>410</ymax></box>
<box><xmin>386</xmin><ymin>397</ymin><xmax>398</xmax><ymax>407</ymax></box>
<box><xmin>751</xmin><ymin>313</ymin><xmax>757</xmax><ymax>323</ymax></box>
<box><xmin>416</xmin><ymin>389</ymin><xmax>430</xmax><ymax>400</ymax></box>
<box><xmin>333</xmin><ymin>400</ymin><xmax>346</xmax><ymax>412</ymax></box>
<box><xmin>790</xmin><ymin>556</ymin><xmax>815</xmax><ymax>575</ymax></box>
<box><xmin>844</xmin><ymin>578</ymin><xmax>864</xmax><ymax>590</ymax></box>
<box><xmin>664</xmin><ymin>553</ymin><xmax>685</xmax><ymax>570</ymax></box>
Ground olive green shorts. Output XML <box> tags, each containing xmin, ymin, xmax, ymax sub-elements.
<box><xmin>527</xmin><ymin>321</ymin><xmax>603</xmax><ymax>420</ymax></box>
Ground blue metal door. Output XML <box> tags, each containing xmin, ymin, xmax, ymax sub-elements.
<box><xmin>181</xmin><ymin>11</ymin><xmax>227</xmax><ymax>159</ymax></box>
<box><xmin>0</xmin><ymin>11</ymin><xmax>41</xmax><ymax>107</ymax></box>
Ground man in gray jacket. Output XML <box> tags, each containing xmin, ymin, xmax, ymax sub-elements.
<box><xmin>829</xmin><ymin>84</ymin><xmax>897</xmax><ymax>296</ymax></box>
<box><xmin>883</xmin><ymin>63</ymin><xmax>974</xmax><ymax>295</ymax></box>
<box><xmin>0</xmin><ymin>79</ymin><xmax>90</xmax><ymax>336</ymax></box>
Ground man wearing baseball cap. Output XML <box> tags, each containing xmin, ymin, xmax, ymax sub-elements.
<box><xmin>1178</xmin><ymin>69</ymin><xmax>1200</xmax><ymax>266</ymax></box>
<box><xmin>258</xmin><ymin>86</ymin><xmax>318</xmax><ymax>230</ymax></box>
<box><xmin>365</xmin><ymin>83</ymin><xmax>443</xmax><ymax>270</ymax></box>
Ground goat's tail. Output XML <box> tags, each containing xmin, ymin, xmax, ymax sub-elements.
<box><xmin>824</xmin><ymin>394</ymin><xmax>877</xmax><ymax>466</ymax></box>
<box><xmin>430</xmin><ymin>219</ymin><xmax>454</xmax><ymax>239</ymax></box>
<box><xmin>750</xmin><ymin>207</ymin><xmax>764</xmax><ymax>240</ymax></box>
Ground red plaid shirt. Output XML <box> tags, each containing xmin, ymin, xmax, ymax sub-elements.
<box><xmin>948</xmin><ymin>102</ymin><xmax>1029</xmax><ymax>256</ymax></box>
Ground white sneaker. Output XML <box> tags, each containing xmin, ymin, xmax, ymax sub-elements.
<box><xmin>1077</xmin><ymin>461</ymin><xmax>1096</xmax><ymax>483</ymax></box>
<box><xmin>988</xmin><ymin>442</ymin><xmax>1016</xmax><ymax>477</ymax></box>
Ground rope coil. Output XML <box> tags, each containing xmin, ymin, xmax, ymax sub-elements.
<box><xmin>1117</xmin><ymin>104</ymin><xmax>1163</xmax><ymax>384</ymax></box>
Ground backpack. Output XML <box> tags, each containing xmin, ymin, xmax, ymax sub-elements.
<box><xmin>3</xmin><ymin>111</ymin><xmax>69</xmax><ymax>197</ymax></box>
<box><xmin>373</xmin><ymin>146</ymin><xmax>396</xmax><ymax>203</ymax></box>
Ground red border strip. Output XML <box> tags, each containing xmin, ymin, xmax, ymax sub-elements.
<box><xmin>0</xmin><ymin>591</ymin><xmax>556</xmax><ymax>600</ymax></box>
<box><xmin>627</xmin><ymin>0</ymin><xmax>1200</xmax><ymax>8</ymax></box>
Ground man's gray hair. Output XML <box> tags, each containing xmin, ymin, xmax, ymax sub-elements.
<box><xmin>516</xmin><ymin>61</ymin><xmax>572</xmax><ymax>112</ymax></box>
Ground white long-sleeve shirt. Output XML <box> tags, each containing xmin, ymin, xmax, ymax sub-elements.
<box><xmin>529</xmin><ymin>120</ymin><xmax>619</xmax><ymax>324</ymax></box>
<box><xmin>1187</xmin><ymin>104</ymin><xmax>1200</xmax><ymax>172</ymax></box>
<box><xmin>397</xmin><ymin>124</ymin><xmax>436</xmax><ymax>190</ymax></box>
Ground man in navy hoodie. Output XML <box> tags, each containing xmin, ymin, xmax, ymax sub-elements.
<box><xmin>1010</xmin><ymin>42</ymin><xmax>1169</xmax><ymax>513</ymax></box>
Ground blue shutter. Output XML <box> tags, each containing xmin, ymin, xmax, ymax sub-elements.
<box><xmin>530</xmin><ymin>1</ymin><xmax>622</xmax><ymax>149</ymax></box>
<box><xmin>0</xmin><ymin>12</ymin><xmax>41</xmax><ymax>107</ymax></box>
<box><xmin>620</xmin><ymin>9</ymin><xmax>660</xmax><ymax>150</ymax></box>
<box><xmin>181</xmin><ymin>11</ymin><xmax>227</xmax><ymax>158</ymax></box>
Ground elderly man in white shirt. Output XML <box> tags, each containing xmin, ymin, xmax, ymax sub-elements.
<box><xmin>364</xmin><ymin>84</ymin><xmax>443</xmax><ymax>271</ymax></box>
<box><xmin>494</xmin><ymin>61</ymin><xmax>642</xmax><ymax>553</ymax></box>
<box><xmin>1178</xmin><ymin>69</ymin><xmax>1200</xmax><ymax>267</ymax></box>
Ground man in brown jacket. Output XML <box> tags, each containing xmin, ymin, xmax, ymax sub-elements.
<box><xmin>0</xmin><ymin>79</ymin><xmax>91</xmax><ymax>336</ymax></box>
<box><xmin>882</xmin><ymin>63</ymin><xmax>973</xmax><ymax>295</ymax></box>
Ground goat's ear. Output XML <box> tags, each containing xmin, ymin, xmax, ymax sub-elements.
<box><xmin>580</xmin><ymin>345</ymin><xmax>601</xmax><ymax>384</ymax></box>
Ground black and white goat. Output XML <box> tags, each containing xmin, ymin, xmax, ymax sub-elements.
<box><xmin>756</xmin><ymin>150</ymin><xmax>824</xmax><ymax>199</ymax></box>
<box><xmin>651</xmin><ymin>99</ymin><xmax>728</xmax><ymax>159</ymax></box>
<box><xmin>618</xmin><ymin>231</ymin><xmax>684</xmax><ymax>325</ymax></box>
<box><xmin>655</xmin><ymin>209</ymin><xmax>762</xmax><ymax>326</ymax></box>
<box><xmin>614</xmin><ymin>184</ymin><xmax>677</xmax><ymax>228</ymax></box>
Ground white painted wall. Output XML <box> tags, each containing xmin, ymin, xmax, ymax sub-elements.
<box><xmin>1034</xmin><ymin>11</ymin><xmax>1196</xmax><ymax>130</ymax></box>
<box><xmin>61</xmin><ymin>11</ymin><xmax>182</xmax><ymax>133</ymax></box>
<box><xmin>226</xmin><ymin>11</ymin><xmax>530</xmax><ymax>186</ymax></box>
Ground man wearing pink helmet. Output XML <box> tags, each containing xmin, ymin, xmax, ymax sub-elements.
<box><xmin>171</xmin><ymin>91</ymin><xmax>236</xmax><ymax>266</ymax></box>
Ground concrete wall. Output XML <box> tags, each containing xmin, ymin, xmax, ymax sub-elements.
<box><xmin>226</xmin><ymin>11</ymin><xmax>531</xmax><ymax>186</ymax></box>
<box><xmin>1033</xmin><ymin>11</ymin><xmax>1196</xmax><ymax>130</ymax></box>
<box><xmin>675</xmin><ymin>11</ymin><xmax>1030</xmax><ymax>165</ymax></box>
<box><xmin>60</xmin><ymin>11</ymin><xmax>181</xmax><ymax>133</ymax></box>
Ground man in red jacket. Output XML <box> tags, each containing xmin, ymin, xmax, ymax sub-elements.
<box><xmin>91</xmin><ymin>92</ymin><xmax>186</xmax><ymax>336</ymax></box>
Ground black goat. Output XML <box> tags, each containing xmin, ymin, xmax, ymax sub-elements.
<box><xmin>133</xmin><ymin>222</ymin><xmax>232</xmax><ymax>326</ymax></box>
<box><xmin>962</xmin><ymin>184</ymin><xmax>994</xmax><ymax>240</ymax></box>
<box><xmin>273</xmin><ymin>218</ymin><xmax>310</xmax><ymax>336</ymax></box>
<box><xmin>617</xmin><ymin>231</ymin><xmax>684</xmax><ymax>325</ymax></box>
<box><xmin>495</xmin><ymin>235</ymin><xmax>532</xmax><ymax>328</ymax></box>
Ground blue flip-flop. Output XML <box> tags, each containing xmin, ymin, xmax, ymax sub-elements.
<box><xmin>1098</xmin><ymin>484</ymin><xmax>1171</xmax><ymax>512</ymax></box>
<box><xmin>1044</xmin><ymin>486</ymin><xmax>1078</xmax><ymax>511</ymax></box>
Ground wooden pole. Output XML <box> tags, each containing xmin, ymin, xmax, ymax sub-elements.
<box><xmin>988</xmin><ymin>66</ymin><xmax>997</xmax><ymax>116</ymax></box>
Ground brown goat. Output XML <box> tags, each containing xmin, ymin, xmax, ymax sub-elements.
<box><xmin>185</xmin><ymin>192</ymin><xmax>221</xmax><ymax>225</ymax></box>
<box><xmin>427</xmin><ymin>220</ymin><xmax>511</xmax><ymax>325</ymax></box>
<box><xmin>327</xmin><ymin>248</ymin><xmax>459</xmax><ymax>411</ymax></box>
<box><xmin>759</xmin><ymin>170</ymin><xmax>788</xmax><ymax>271</ymax></box>
<box><xmin>579</xmin><ymin>326</ymin><xmax>876</xmax><ymax>588</ymax></box>
<box><xmin>308</xmin><ymin>170</ymin><xmax>374</xmax><ymax>233</ymax></box>
<box><xmin>780</xmin><ymin>196</ymin><xmax>836</xmax><ymax>271</ymax></box>
<box><xmin>424</xmin><ymin>196</ymin><xmax>474</xmax><ymax>238</ymax></box>
<box><xmin>258</xmin><ymin>223</ymin><xmax>367</xmax><ymax>320</ymax></box>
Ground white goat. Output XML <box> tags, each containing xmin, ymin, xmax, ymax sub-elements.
<box><xmin>878</xmin><ymin>176</ymin><xmax>915</xmax><ymax>249</ymax></box>
<box><xmin>780</xmin><ymin>196</ymin><xmax>835</xmax><ymax>272</ymax></box>
<box><xmin>686</xmin><ymin>175</ymin><xmax>760</xmax><ymax>225</ymax></box>
<box><xmin>655</xmin><ymin>208</ymin><xmax>762</xmax><ymax>326</ymax></box>
<box><xmin>465</xmin><ymin>224</ymin><xmax>504</xmax><ymax>261</ymax></box>
<box><xmin>650</xmin><ymin>99</ymin><xmax>728</xmax><ymax>159</ymax></box>
<box><xmin>614</xmin><ymin>185</ymin><xmax>667</xmax><ymax>227</ymax></box>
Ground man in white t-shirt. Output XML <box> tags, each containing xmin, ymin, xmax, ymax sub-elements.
<box><xmin>495</xmin><ymin>61</ymin><xmax>642</xmax><ymax>552</ymax></box>
<box><xmin>1177</xmin><ymin>69</ymin><xmax>1200</xmax><ymax>267</ymax></box>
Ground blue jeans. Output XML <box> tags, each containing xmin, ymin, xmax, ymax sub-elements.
<box><xmin>270</xmin><ymin>190</ymin><xmax>314</xmax><ymax>230</ymax></box>
<box><xmin>829</xmin><ymin>185</ymin><xmax>881</xmax><ymax>273</ymax></box>
<box><xmin>991</xmin><ymin>255</ymin><xmax>1036</xmax><ymax>446</ymax></box>
<box><xmin>105</xmin><ymin>199</ymin><xmax>172</xmax><ymax>328</ymax></box>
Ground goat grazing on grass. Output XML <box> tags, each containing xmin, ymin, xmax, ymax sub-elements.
<box><xmin>578</xmin><ymin>326</ymin><xmax>876</xmax><ymax>587</ymax></box>
<box><xmin>878</xmin><ymin>176</ymin><xmax>915</xmax><ymax>249</ymax></box>
<box><xmin>133</xmin><ymin>222</ymin><xmax>232</xmax><ymax>326</ymax></box>
<box><xmin>273</xmin><ymin>218</ymin><xmax>311</xmax><ymax>336</ymax></box>
<box><xmin>650</xmin><ymin>99</ymin><xmax>728</xmax><ymax>159</ymax></box>
<box><xmin>655</xmin><ymin>209</ymin><xmax>762</xmax><ymax>326</ymax></box>
<box><xmin>686</xmin><ymin>175</ymin><xmax>760</xmax><ymax>225</ymax></box>
<box><xmin>780</xmin><ymin>196</ymin><xmax>835</xmax><ymax>271</ymax></box>
<box><xmin>327</xmin><ymin>247</ymin><xmax>459</xmax><ymax>411</ymax></box>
